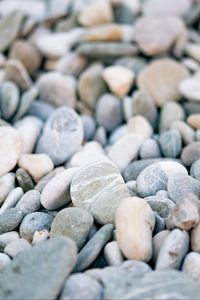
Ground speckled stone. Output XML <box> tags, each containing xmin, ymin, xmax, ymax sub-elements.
<box><xmin>170</xmin><ymin>120</ymin><xmax>195</xmax><ymax>145</ymax></box>
<box><xmin>0</xmin><ymin>81</ymin><xmax>19</xmax><ymax>120</ymax></box>
<box><xmin>145</xmin><ymin>195</ymin><xmax>175</xmax><ymax>218</ymax></box>
<box><xmin>16</xmin><ymin>168</ymin><xmax>34</xmax><ymax>192</ymax></box>
<box><xmin>140</xmin><ymin>139</ymin><xmax>161</xmax><ymax>159</ymax></box>
<box><xmin>16</xmin><ymin>190</ymin><xmax>41</xmax><ymax>216</ymax></box>
<box><xmin>0</xmin><ymin>208</ymin><xmax>24</xmax><ymax>235</ymax></box>
<box><xmin>0</xmin><ymin>187</ymin><xmax>23</xmax><ymax>214</ymax></box>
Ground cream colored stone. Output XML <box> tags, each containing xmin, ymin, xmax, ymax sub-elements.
<box><xmin>128</xmin><ymin>115</ymin><xmax>153</xmax><ymax>139</ymax></box>
<box><xmin>187</xmin><ymin>114</ymin><xmax>200</xmax><ymax>129</ymax></box>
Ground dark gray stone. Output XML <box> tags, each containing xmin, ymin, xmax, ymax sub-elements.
<box><xmin>0</xmin><ymin>208</ymin><xmax>24</xmax><ymax>235</ymax></box>
<box><xmin>16</xmin><ymin>168</ymin><xmax>34</xmax><ymax>192</ymax></box>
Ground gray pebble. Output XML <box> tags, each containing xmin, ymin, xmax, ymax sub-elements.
<box><xmin>152</xmin><ymin>230</ymin><xmax>170</xmax><ymax>264</ymax></box>
<box><xmin>182</xmin><ymin>252</ymin><xmax>200</xmax><ymax>284</ymax></box>
<box><xmin>170</xmin><ymin>120</ymin><xmax>195</xmax><ymax>145</ymax></box>
<box><xmin>16</xmin><ymin>168</ymin><xmax>34</xmax><ymax>192</ymax></box>
<box><xmin>104</xmin><ymin>241</ymin><xmax>124</xmax><ymax>266</ymax></box>
<box><xmin>0</xmin><ymin>173</ymin><xmax>15</xmax><ymax>205</ymax></box>
<box><xmin>181</xmin><ymin>142</ymin><xmax>200</xmax><ymax>166</ymax></box>
<box><xmin>140</xmin><ymin>139</ymin><xmax>161</xmax><ymax>159</ymax></box>
<box><xmin>94</xmin><ymin>126</ymin><xmax>107</xmax><ymax>147</ymax></box>
<box><xmin>159</xmin><ymin>129</ymin><xmax>182</xmax><ymax>158</ymax></box>
<box><xmin>26</xmin><ymin>100</ymin><xmax>55</xmax><ymax>121</ymax></box>
<box><xmin>159</xmin><ymin>102</ymin><xmax>185</xmax><ymax>132</ymax></box>
<box><xmin>0</xmin><ymin>187</ymin><xmax>23</xmax><ymax>214</ymax></box>
<box><xmin>0</xmin><ymin>208</ymin><xmax>24</xmax><ymax>235</ymax></box>
<box><xmin>0</xmin><ymin>81</ymin><xmax>19</xmax><ymax>120</ymax></box>
<box><xmin>153</xmin><ymin>212</ymin><xmax>166</xmax><ymax>235</ymax></box>
<box><xmin>109</xmin><ymin>125</ymin><xmax>128</xmax><ymax>145</ymax></box>
<box><xmin>4</xmin><ymin>238</ymin><xmax>31</xmax><ymax>258</ymax></box>
<box><xmin>0</xmin><ymin>253</ymin><xmax>11</xmax><ymax>272</ymax></box>
<box><xmin>16</xmin><ymin>190</ymin><xmax>41</xmax><ymax>215</ymax></box>
<box><xmin>190</xmin><ymin>158</ymin><xmax>200</xmax><ymax>181</ymax></box>
<box><xmin>0</xmin><ymin>231</ymin><xmax>19</xmax><ymax>251</ymax></box>
<box><xmin>145</xmin><ymin>195</ymin><xmax>175</xmax><ymax>218</ymax></box>
<box><xmin>81</xmin><ymin>115</ymin><xmax>96</xmax><ymax>141</ymax></box>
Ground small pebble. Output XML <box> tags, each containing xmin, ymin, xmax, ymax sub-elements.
<box><xmin>190</xmin><ymin>159</ymin><xmax>200</xmax><ymax>181</ymax></box>
<box><xmin>104</xmin><ymin>241</ymin><xmax>124</xmax><ymax>266</ymax></box>
<box><xmin>181</xmin><ymin>142</ymin><xmax>200</xmax><ymax>166</ymax></box>
<box><xmin>152</xmin><ymin>230</ymin><xmax>170</xmax><ymax>264</ymax></box>
<box><xmin>0</xmin><ymin>173</ymin><xmax>15</xmax><ymax>205</ymax></box>
<box><xmin>0</xmin><ymin>208</ymin><xmax>24</xmax><ymax>235</ymax></box>
<box><xmin>159</xmin><ymin>129</ymin><xmax>182</xmax><ymax>158</ymax></box>
<box><xmin>0</xmin><ymin>187</ymin><xmax>23</xmax><ymax>214</ymax></box>
<box><xmin>4</xmin><ymin>238</ymin><xmax>31</xmax><ymax>258</ymax></box>
<box><xmin>16</xmin><ymin>190</ymin><xmax>41</xmax><ymax>216</ymax></box>
<box><xmin>32</xmin><ymin>229</ymin><xmax>50</xmax><ymax>245</ymax></box>
<box><xmin>16</xmin><ymin>168</ymin><xmax>34</xmax><ymax>192</ymax></box>
<box><xmin>139</xmin><ymin>139</ymin><xmax>161</xmax><ymax>159</ymax></box>
<box><xmin>191</xmin><ymin>222</ymin><xmax>200</xmax><ymax>252</ymax></box>
<box><xmin>0</xmin><ymin>231</ymin><xmax>20</xmax><ymax>251</ymax></box>
<box><xmin>182</xmin><ymin>252</ymin><xmax>200</xmax><ymax>283</ymax></box>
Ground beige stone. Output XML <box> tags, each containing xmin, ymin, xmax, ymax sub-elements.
<box><xmin>187</xmin><ymin>114</ymin><xmax>200</xmax><ymax>129</ymax></box>
<box><xmin>128</xmin><ymin>115</ymin><xmax>153</xmax><ymax>139</ymax></box>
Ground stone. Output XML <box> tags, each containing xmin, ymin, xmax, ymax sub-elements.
<box><xmin>181</xmin><ymin>142</ymin><xmax>200</xmax><ymax>166</ymax></box>
<box><xmin>41</xmin><ymin>168</ymin><xmax>78</xmax><ymax>210</ymax></box>
<box><xmin>37</xmin><ymin>72</ymin><xmax>76</xmax><ymax>108</ymax></box>
<box><xmin>115</xmin><ymin>197</ymin><xmax>155</xmax><ymax>262</ymax></box>
<box><xmin>108</xmin><ymin>133</ymin><xmax>143</xmax><ymax>172</ymax></box>
<box><xmin>18</xmin><ymin>154</ymin><xmax>54</xmax><ymax>183</ymax></box>
<box><xmin>78</xmin><ymin>0</ymin><xmax>113</xmax><ymax>27</ymax></box>
<box><xmin>180</xmin><ymin>77</ymin><xmax>200</xmax><ymax>102</ymax></box>
<box><xmin>19</xmin><ymin>212</ymin><xmax>54</xmax><ymax>242</ymax></box>
<box><xmin>50</xmin><ymin>207</ymin><xmax>94</xmax><ymax>250</ymax></box>
<box><xmin>0</xmin><ymin>173</ymin><xmax>15</xmax><ymax>205</ymax></box>
<box><xmin>0</xmin><ymin>187</ymin><xmax>23</xmax><ymax>214</ymax></box>
<box><xmin>60</xmin><ymin>273</ymin><xmax>103</xmax><ymax>300</ymax></box>
<box><xmin>71</xmin><ymin>161</ymin><xmax>129</xmax><ymax>224</ymax></box>
<box><xmin>143</xmin><ymin>0</ymin><xmax>191</xmax><ymax>17</ymax></box>
<box><xmin>139</xmin><ymin>139</ymin><xmax>161</xmax><ymax>159</ymax></box>
<box><xmin>134</xmin><ymin>16</ymin><xmax>186</xmax><ymax>56</ymax></box>
<box><xmin>137</xmin><ymin>58</ymin><xmax>189</xmax><ymax>107</ymax></box>
<box><xmin>115</xmin><ymin>56</ymin><xmax>146</xmax><ymax>74</ymax></box>
<box><xmin>182</xmin><ymin>252</ymin><xmax>200</xmax><ymax>284</ymax></box>
<box><xmin>0</xmin><ymin>253</ymin><xmax>11</xmax><ymax>272</ymax></box>
<box><xmin>0</xmin><ymin>81</ymin><xmax>19</xmax><ymax>120</ymax></box>
<box><xmin>102</xmin><ymin>65</ymin><xmax>134</xmax><ymax>98</ymax></box>
<box><xmin>156</xmin><ymin>229</ymin><xmax>189</xmax><ymax>270</ymax></box>
<box><xmin>94</xmin><ymin>126</ymin><xmax>107</xmax><ymax>147</ymax></box>
<box><xmin>9</xmin><ymin>40</ymin><xmax>41</xmax><ymax>75</ymax></box>
<box><xmin>32</xmin><ymin>229</ymin><xmax>50</xmax><ymax>245</ymax></box>
<box><xmin>128</xmin><ymin>116</ymin><xmax>153</xmax><ymax>139</ymax></box>
<box><xmin>26</xmin><ymin>100</ymin><xmax>55</xmax><ymax>122</ymax></box>
<box><xmin>16</xmin><ymin>190</ymin><xmax>41</xmax><ymax>216</ymax></box>
<box><xmin>159</xmin><ymin>129</ymin><xmax>182</xmax><ymax>158</ymax></box>
<box><xmin>16</xmin><ymin>168</ymin><xmax>34</xmax><ymax>192</ymax></box>
<box><xmin>187</xmin><ymin>114</ymin><xmax>200</xmax><ymax>129</ymax></box>
<box><xmin>0</xmin><ymin>231</ymin><xmax>20</xmax><ymax>252</ymax></box>
<box><xmin>96</xmin><ymin>94</ymin><xmax>122</xmax><ymax>132</ymax></box>
<box><xmin>170</xmin><ymin>120</ymin><xmax>195</xmax><ymax>145</ymax></box>
<box><xmin>190</xmin><ymin>159</ymin><xmax>200</xmax><ymax>181</ymax></box>
<box><xmin>81</xmin><ymin>115</ymin><xmax>96</xmax><ymax>141</ymax></box>
<box><xmin>145</xmin><ymin>195</ymin><xmax>175</xmax><ymax>218</ymax></box>
<box><xmin>0</xmin><ymin>126</ymin><xmax>22</xmax><ymax>177</ymax></box>
<box><xmin>56</xmin><ymin>52</ymin><xmax>87</xmax><ymax>77</ymax></box>
<box><xmin>191</xmin><ymin>222</ymin><xmax>200</xmax><ymax>252</ymax></box>
<box><xmin>4</xmin><ymin>239</ymin><xmax>31</xmax><ymax>258</ymax></box>
<box><xmin>159</xmin><ymin>102</ymin><xmax>185</xmax><ymax>132</ymax></box>
<box><xmin>74</xmin><ymin>224</ymin><xmax>113</xmax><ymax>272</ymax></box>
<box><xmin>0</xmin><ymin>208</ymin><xmax>24</xmax><ymax>235</ymax></box>
<box><xmin>152</xmin><ymin>230</ymin><xmax>170</xmax><ymax>264</ymax></box>
<box><xmin>36</xmin><ymin>107</ymin><xmax>84</xmax><ymax>165</ymax></box>
<box><xmin>0</xmin><ymin>237</ymin><xmax>77</xmax><ymax>299</ymax></box>
<box><xmin>136</xmin><ymin>161</ymin><xmax>188</xmax><ymax>197</ymax></box>
<box><xmin>104</xmin><ymin>241</ymin><xmax>124</xmax><ymax>266</ymax></box>
<box><xmin>153</xmin><ymin>212</ymin><xmax>166</xmax><ymax>235</ymax></box>
<box><xmin>78</xmin><ymin>63</ymin><xmax>107</xmax><ymax>109</ymax></box>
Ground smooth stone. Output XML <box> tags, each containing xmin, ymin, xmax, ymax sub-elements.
<box><xmin>0</xmin><ymin>208</ymin><xmax>24</xmax><ymax>235</ymax></box>
<box><xmin>81</xmin><ymin>115</ymin><xmax>96</xmax><ymax>141</ymax></box>
<box><xmin>187</xmin><ymin>114</ymin><xmax>200</xmax><ymax>129</ymax></box>
<box><xmin>94</xmin><ymin>126</ymin><xmax>107</xmax><ymax>147</ymax></box>
<box><xmin>145</xmin><ymin>195</ymin><xmax>175</xmax><ymax>218</ymax></box>
<box><xmin>16</xmin><ymin>168</ymin><xmax>34</xmax><ymax>192</ymax></box>
<box><xmin>19</xmin><ymin>212</ymin><xmax>54</xmax><ymax>242</ymax></box>
<box><xmin>104</xmin><ymin>241</ymin><xmax>124</xmax><ymax>266</ymax></box>
<box><xmin>41</xmin><ymin>168</ymin><xmax>78</xmax><ymax>210</ymax></box>
<box><xmin>181</xmin><ymin>142</ymin><xmax>200</xmax><ymax>166</ymax></box>
<box><xmin>137</xmin><ymin>58</ymin><xmax>189</xmax><ymax>107</ymax></box>
<box><xmin>123</xmin><ymin>96</ymin><xmax>133</xmax><ymax>122</ymax></box>
<box><xmin>108</xmin><ymin>125</ymin><xmax>128</xmax><ymax>145</ymax></box>
<box><xmin>74</xmin><ymin>224</ymin><xmax>113</xmax><ymax>272</ymax></box>
<box><xmin>0</xmin><ymin>254</ymin><xmax>11</xmax><ymax>271</ymax></box>
<box><xmin>0</xmin><ymin>231</ymin><xmax>20</xmax><ymax>252</ymax></box>
<box><xmin>96</xmin><ymin>94</ymin><xmax>122</xmax><ymax>132</ymax></box>
<box><xmin>152</xmin><ymin>230</ymin><xmax>170</xmax><ymax>264</ymax></box>
<box><xmin>0</xmin><ymin>237</ymin><xmax>77</xmax><ymax>300</ymax></box>
<box><xmin>180</xmin><ymin>77</ymin><xmax>200</xmax><ymax>102</ymax></box>
<box><xmin>107</xmin><ymin>133</ymin><xmax>143</xmax><ymax>172</ymax></box>
<box><xmin>60</xmin><ymin>273</ymin><xmax>103</xmax><ymax>300</ymax></box>
<box><xmin>139</xmin><ymin>139</ymin><xmax>161</xmax><ymax>159</ymax></box>
<box><xmin>125</xmin><ymin>180</ymin><xmax>137</xmax><ymax>196</ymax></box>
<box><xmin>18</xmin><ymin>154</ymin><xmax>54</xmax><ymax>183</ymax></box>
<box><xmin>159</xmin><ymin>129</ymin><xmax>182</xmax><ymax>158</ymax></box>
<box><xmin>0</xmin><ymin>126</ymin><xmax>22</xmax><ymax>177</ymax></box>
<box><xmin>190</xmin><ymin>159</ymin><xmax>200</xmax><ymax>180</ymax></box>
<box><xmin>0</xmin><ymin>173</ymin><xmax>15</xmax><ymax>205</ymax></box>
<box><xmin>32</xmin><ymin>229</ymin><xmax>50</xmax><ymax>245</ymax></box>
<box><xmin>71</xmin><ymin>161</ymin><xmax>129</xmax><ymax>224</ymax></box>
<box><xmin>56</xmin><ymin>52</ymin><xmax>87</xmax><ymax>77</ymax></box>
<box><xmin>16</xmin><ymin>190</ymin><xmax>41</xmax><ymax>216</ymax></box>
<box><xmin>185</xmin><ymin>43</ymin><xmax>200</xmax><ymax>63</ymax></box>
<box><xmin>159</xmin><ymin>102</ymin><xmax>185</xmax><ymax>132</ymax></box>
<box><xmin>78</xmin><ymin>0</ymin><xmax>113</xmax><ymax>27</ymax></box>
<box><xmin>128</xmin><ymin>116</ymin><xmax>153</xmax><ymax>139</ymax></box>
<box><xmin>0</xmin><ymin>187</ymin><xmax>23</xmax><ymax>214</ymax></box>
<box><xmin>143</xmin><ymin>0</ymin><xmax>191</xmax><ymax>17</ymax></box>
<box><xmin>136</xmin><ymin>161</ymin><xmax>188</xmax><ymax>197</ymax></box>
<box><xmin>153</xmin><ymin>212</ymin><xmax>166</xmax><ymax>235</ymax></box>
<box><xmin>4</xmin><ymin>239</ymin><xmax>31</xmax><ymax>258</ymax></box>
<box><xmin>50</xmin><ymin>207</ymin><xmax>93</xmax><ymax>250</ymax></box>
<box><xmin>36</xmin><ymin>107</ymin><xmax>84</xmax><ymax>165</ymax></box>
<box><xmin>0</xmin><ymin>81</ymin><xmax>19</xmax><ymax>120</ymax></box>
<box><xmin>156</xmin><ymin>229</ymin><xmax>189</xmax><ymax>270</ymax></box>
<box><xmin>115</xmin><ymin>197</ymin><xmax>155</xmax><ymax>262</ymax></box>
<box><xmin>184</xmin><ymin>102</ymin><xmax>200</xmax><ymax>116</ymax></box>
<box><xmin>170</xmin><ymin>120</ymin><xmax>195</xmax><ymax>145</ymax></box>
<box><xmin>182</xmin><ymin>252</ymin><xmax>200</xmax><ymax>284</ymax></box>
<box><xmin>15</xmin><ymin>116</ymin><xmax>43</xmax><ymax>154</ymax></box>
<box><xmin>37</xmin><ymin>72</ymin><xmax>76</xmax><ymax>108</ymax></box>
<box><xmin>191</xmin><ymin>222</ymin><xmax>200</xmax><ymax>252</ymax></box>
<box><xmin>115</xmin><ymin>56</ymin><xmax>146</xmax><ymax>74</ymax></box>
<box><xmin>78</xmin><ymin>63</ymin><xmax>107</xmax><ymax>109</ymax></box>
<box><xmin>26</xmin><ymin>100</ymin><xmax>55</xmax><ymax>121</ymax></box>
<box><xmin>102</xmin><ymin>65</ymin><xmax>134</xmax><ymax>98</ymax></box>
<box><xmin>167</xmin><ymin>174</ymin><xmax>200</xmax><ymax>203</ymax></box>
<box><xmin>182</xmin><ymin>57</ymin><xmax>200</xmax><ymax>72</ymax></box>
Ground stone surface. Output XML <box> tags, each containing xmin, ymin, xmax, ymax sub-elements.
<box><xmin>180</xmin><ymin>77</ymin><xmax>200</xmax><ymax>102</ymax></box>
<box><xmin>0</xmin><ymin>208</ymin><xmax>24</xmax><ymax>235</ymax></box>
<box><xmin>4</xmin><ymin>238</ymin><xmax>31</xmax><ymax>258</ymax></box>
<box><xmin>143</xmin><ymin>0</ymin><xmax>191</xmax><ymax>17</ymax></box>
<box><xmin>182</xmin><ymin>252</ymin><xmax>200</xmax><ymax>284</ymax></box>
<box><xmin>181</xmin><ymin>142</ymin><xmax>200</xmax><ymax>166</ymax></box>
<box><xmin>104</xmin><ymin>241</ymin><xmax>124</xmax><ymax>266</ymax></box>
<box><xmin>139</xmin><ymin>139</ymin><xmax>161</xmax><ymax>159</ymax></box>
<box><xmin>159</xmin><ymin>129</ymin><xmax>182</xmax><ymax>158</ymax></box>
<box><xmin>191</xmin><ymin>222</ymin><xmax>200</xmax><ymax>252</ymax></box>
<box><xmin>159</xmin><ymin>102</ymin><xmax>185</xmax><ymax>132</ymax></box>
<box><xmin>0</xmin><ymin>81</ymin><xmax>19</xmax><ymax>121</ymax></box>
<box><xmin>128</xmin><ymin>115</ymin><xmax>153</xmax><ymax>139</ymax></box>
<box><xmin>0</xmin><ymin>253</ymin><xmax>11</xmax><ymax>272</ymax></box>
<box><xmin>16</xmin><ymin>168</ymin><xmax>34</xmax><ymax>192</ymax></box>
<box><xmin>16</xmin><ymin>190</ymin><xmax>41</xmax><ymax>215</ymax></box>
<box><xmin>145</xmin><ymin>195</ymin><xmax>175</xmax><ymax>218</ymax></box>
<box><xmin>152</xmin><ymin>230</ymin><xmax>170</xmax><ymax>264</ymax></box>
<box><xmin>0</xmin><ymin>231</ymin><xmax>19</xmax><ymax>252</ymax></box>
<box><xmin>187</xmin><ymin>114</ymin><xmax>200</xmax><ymax>129</ymax></box>
<box><xmin>0</xmin><ymin>173</ymin><xmax>15</xmax><ymax>205</ymax></box>
<box><xmin>190</xmin><ymin>159</ymin><xmax>200</xmax><ymax>181</ymax></box>
<box><xmin>170</xmin><ymin>120</ymin><xmax>195</xmax><ymax>145</ymax></box>
<box><xmin>0</xmin><ymin>187</ymin><xmax>23</xmax><ymax>214</ymax></box>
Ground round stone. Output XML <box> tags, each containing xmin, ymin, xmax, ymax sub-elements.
<box><xmin>16</xmin><ymin>190</ymin><xmax>41</xmax><ymax>215</ymax></box>
<box><xmin>159</xmin><ymin>129</ymin><xmax>182</xmax><ymax>158</ymax></box>
<box><xmin>50</xmin><ymin>207</ymin><xmax>94</xmax><ymax>250</ymax></box>
<box><xmin>145</xmin><ymin>195</ymin><xmax>175</xmax><ymax>218</ymax></box>
<box><xmin>170</xmin><ymin>120</ymin><xmax>195</xmax><ymax>145</ymax></box>
<box><xmin>0</xmin><ymin>81</ymin><xmax>19</xmax><ymax>120</ymax></box>
<box><xmin>36</xmin><ymin>107</ymin><xmax>84</xmax><ymax>165</ymax></box>
<box><xmin>140</xmin><ymin>139</ymin><xmax>161</xmax><ymax>159</ymax></box>
<box><xmin>0</xmin><ymin>208</ymin><xmax>24</xmax><ymax>235</ymax></box>
<box><xmin>16</xmin><ymin>168</ymin><xmax>34</xmax><ymax>192</ymax></box>
<box><xmin>179</xmin><ymin>77</ymin><xmax>200</xmax><ymax>102</ymax></box>
<box><xmin>181</xmin><ymin>142</ymin><xmax>200</xmax><ymax>166</ymax></box>
<box><xmin>128</xmin><ymin>116</ymin><xmax>153</xmax><ymax>139</ymax></box>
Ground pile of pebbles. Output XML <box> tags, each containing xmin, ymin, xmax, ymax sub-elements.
<box><xmin>1</xmin><ymin>0</ymin><xmax>200</xmax><ymax>299</ymax></box>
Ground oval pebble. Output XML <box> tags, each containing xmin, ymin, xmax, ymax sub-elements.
<box><xmin>104</xmin><ymin>241</ymin><xmax>124</xmax><ymax>266</ymax></box>
<box><xmin>159</xmin><ymin>129</ymin><xmax>182</xmax><ymax>158</ymax></box>
<box><xmin>16</xmin><ymin>168</ymin><xmax>34</xmax><ymax>192</ymax></box>
<box><xmin>0</xmin><ymin>231</ymin><xmax>20</xmax><ymax>251</ymax></box>
<box><xmin>0</xmin><ymin>208</ymin><xmax>24</xmax><ymax>235</ymax></box>
<box><xmin>0</xmin><ymin>187</ymin><xmax>23</xmax><ymax>214</ymax></box>
<box><xmin>181</xmin><ymin>142</ymin><xmax>200</xmax><ymax>166</ymax></box>
<box><xmin>0</xmin><ymin>81</ymin><xmax>19</xmax><ymax>120</ymax></box>
<box><xmin>0</xmin><ymin>253</ymin><xmax>11</xmax><ymax>272</ymax></box>
<box><xmin>139</xmin><ymin>139</ymin><xmax>161</xmax><ymax>159</ymax></box>
<box><xmin>0</xmin><ymin>173</ymin><xmax>15</xmax><ymax>204</ymax></box>
<box><xmin>16</xmin><ymin>190</ymin><xmax>41</xmax><ymax>215</ymax></box>
<box><xmin>170</xmin><ymin>120</ymin><xmax>195</xmax><ymax>145</ymax></box>
<box><xmin>190</xmin><ymin>159</ymin><xmax>200</xmax><ymax>181</ymax></box>
<box><xmin>182</xmin><ymin>252</ymin><xmax>200</xmax><ymax>284</ymax></box>
<box><xmin>4</xmin><ymin>238</ymin><xmax>31</xmax><ymax>258</ymax></box>
<box><xmin>179</xmin><ymin>77</ymin><xmax>200</xmax><ymax>102</ymax></box>
<box><xmin>191</xmin><ymin>222</ymin><xmax>200</xmax><ymax>252</ymax></box>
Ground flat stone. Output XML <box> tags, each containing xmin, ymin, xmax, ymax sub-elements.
<box><xmin>159</xmin><ymin>129</ymin><xmax>182</xmax><ymax>158</ymax></box>
<box><xmin>36</xmin><ymin>107</ymin><xmax>84</xmax><ymax>165</ymax></box>
<box><xmin>182</xmin><ymin>252</ymin><xmax>200</xmax><ymax>284</ymax></box>
<box><xmin>0</xmin><ymin>81</ymin><xmax>19</xmax><ymax>121</ymax></box>
<box><xmin>137</xmin><ymin>58</ymin><xmax>189</xmax><ymax>107</ymax></box>
<box><xmin>159</xmin><ymin>102</ymin><xmax>185</xmax><ymax>132</ymax></box>
<box><xmin>0</xmin><ymin>237</ymin><xmax>77</xmax><ymax>300</ymax></box>
<box><xmin>16</xmin><ymin>168</ymin><xmax>34</xmax><ymax>192</ymax></box>
<box><xmin>4</xmin><ymin>238</ymin><xmax>31</xmax><ymax>258</ymax></box>
<box><xmin>0</xmin><ymin>173</ymin><xmax>15</xmax><ymax>205</ymax></box>
<box><xmin>16</xmin><ymin>190</ymin><xmax>41</xmax><ymax>216</ymax></box>
<box><xmin>187</xmin><ymin>114</ymin><xmax>200</xmax><ymax>129</ymax></box>
<box><xmin>56</xmin><ymin>52</ymin><xmax>87</xmax><ymax>77</ymax></box>
<box><xmin>181</xmin><ymin>142</ymin><xmax>200</xmax><ymax>166</ymax></box>
<box><xmin>152</xmin><ymin>230</ymin><xmax>170</xmax><ymax>264</ymax></box>
<box><xmin>50</xmin><ymin>207</ymin><xmax>94</xmax><ymax>250</ymax></box>
<box><xmin>0</xmin><ymin>208</ymin><xmax>24</xmax><ymax>235</ymax></box>
<box><xmin>26</xmin><ymin>100</ymin><xmax>55</xmax><ymax>122</ymax></box>
<box><xmin>145</xmin><ymin>195</ymin><xmax>175</xmax><ymax>218</ymax></box>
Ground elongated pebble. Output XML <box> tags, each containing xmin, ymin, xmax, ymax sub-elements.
<box><xmin>0</xmin><ymin>231</ymin><xmax>20</xmax><ymax>251</ymax></box>
<box><xmin>0</xmin><ymin>187</ymin><xmax>23</xmax><ymax>214</ymax></box>
<box><xmin>0</xmin><ymin>208</ymin><xmax>24</xmax><ymax>235</ymax></box>
<box><xmin>16</xmin><ymin>168</ymin><xmax>34</xmax><ymax>192</ymax></box>
<box><xmin>0</xmin><ymin>173</ymin><xmax>15</xmax><ymax>204</ymax></box>
<box><xmin>104</xmin><ymin>241</ymin><xmax>124</xmax><ymax>266</ymax></box>
<box><xmin>16</xmin><ymin>190</ymin><xmax>41</xmax><ymax>215</ymax></box>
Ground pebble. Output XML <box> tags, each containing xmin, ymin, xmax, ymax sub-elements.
<box><xmin>41</xmin><ymin>168</ymin><xmax>78</xmax><ymax>210</ymax></box>
<box><xmin>159</xmin><ymin>129</ymin><xmax>182</xmax><ymax>158</ymax></box>
<box><xmin>16</xmin><ymin>168</ymin><xmax>34</xmax><ymax>192</ymax></box>
<box><xmin>94</xmin><ymin>126</ymin><xmax>107</xmax><ymax>147</ymax></box>
<box><xmin>108</xmin><ymin>125</ymin><xmax>128</xmax><ymax>145</ymax></box>
<box><xmin>32</xmin><ymin>229</ymin><xmax>50</xmax><ymax>245</ymax></box>
<box><xmin>139</xmin><ymin>139</ymin><xmax>161</xmax><ymax>159</ymax></box>
<box><xmin>180</xmin><ymin>77</ymin><xmax>200</xmax><ymax>102</ymax></box>
<box><xmin>185</xmin><ymin>43</ymin><xmax>200</xmax><ymax>63</ymax></box>
<box><xmin>56</xmin><ymin>52</ymin><xmax>87</xmax><ymax>77</ymax></box>
<box><xmin>143</xmin><ymin>0</ymin><xmax>191</xmax><ymax>17</ymax></box>
<box><xmin>145</xmin><ymin>195</ymin><xmax>175</xmax><ymax>218</ymax></box>
<box><xmin>0</xmin><ymin>81</ymin><xmax>19</xmax><ymax>120</ymax></box>
<box><xmin>137</xmin><ymin>58</ymin><xmax>189</xmax><ymax>107</ymax></box>
<box><xmin>0</xmin><ymin>253</ymin><xmax>11</xmax><ymax>272</ymax></box>
<box><xmin>81</xmin><ymin>115</ymin><xmax>96</xmax><ymax>141</ymax></box>
<box><xmin>181</xmin><ymin>142</ymin><xmax>200</xmax><ymax>166</ymax></box>
<box><xmin>153</xmin><ymin>212</ymin><xmax>166</xmax><ymax>235</ymax></box>
<box><xmin>0</xmin><ymin>187</ymin><xmax>23</xmax><ymax>214</ymax></box>
<box><xmin>37</xmin><ymin>72</ymin><xmax>76</xmax><ymax>108</ymax></box>
<box><xmin>187</xmin><ymin>114</ymin><xmax>200</xmax><ymax>129</ymax></box>
<box><xmin>50</xmin><ymin>207</ymin><xmax>93</xmax><ymax>250</ymax></box>
<box><xmin>191</xmin><ymin>222</ymin><xmax>200</xmax><ymax>252</ymax></box>
<box><xmin>0</xmin><ymin>126</ymin><xmax>22</xmax><ymax>177</ymax></box>
<box><xmin>71</xmin><ymin>160</ymin><xmax>129</xmax><ymax>224</ymax></box>
<box><xmin>16</xmin><ymin>190</ymin><xmax>41</xmax><ymax>216</ymax></box>
<box><xmin>136</xmin><ymin>161</ymin><xmax>188</xmax><ymax>197</ymax></box>
<box><xmin>19</xmin><ymin>212</ymin><xmax>54</xmax><ymax>242</ymax></box>
<box><xmin>0</xmin><ymin>173</ymin><xmax>15</xmax><ymax>204</ymax></box>
<box><xmin>18</xmin><ymin>154</ymin><xmax>54</xmax><ymax>183</ymax></box>
<box><xmin>102</xmin><ymin>66</ymin><xmax>134</xmax><ymax>98</ymax></box>
<box><xmin>115</xmin><ymin>197</ymin><xmax>155</xmax><ymax>262</ymax></box>
<box><xmin>125</xmin><ymin>180</ymin><xmax>137</xmax><ymax>196</ymax></box>
<box><xmin>170</xmin><ymin>120</ymin><xmax>195</xmax><ymax>146</ymax></box>
<box><xmin>107</xmin><ymin>133</ymin><xmax>143</xmax><ymax>172</ymax></box>
<box><xmin>0</xmin><ymin>208</ymin><xmax>24</xmax><ymax>235</ymax></box>
<box><xmin>159</xmin><ymin>102</ymin><xmax>185</xmax><ymax>132</ymax></box>
<box><xmin>96</xmin><ymin>94</ymin><xmax>122</xmax><ymax>132</ymax></box>
<box><xmin>182</xmin><ymin>252</ymin><xmax>200</xmax><ymax>284</ymax></box>
<box><xmin>152</xmin><ymin>230</ymin><xmax>170</xmax><ymax>264</ymax></box>
<box><xmin>0</xmin><ymin>231</ymin><xmax>20</xmax><ymax>251</ymax></box>
<box><xmin>36</xmin><ymin>107</ymin><xmax>84</xmax><ymax>165</ymax></box>
<box><xmin>74</xmin><ymin>224</ymin><xmax>113</xmax><ymax>272</ymax></box>
<box><xmin>4</xmin><ymin>238</ymin><xmax>31</xmax><ymax>258</ymax></box>
<box><xmin>60</xmin><ymin>273</ymin><xmax>103</xmax><ymax>300</ymax></box>
<box><xmin>128</xmin><ymin>116</ymin><xmax>153</xmax><ymax>139</ymax></box>
<box><xmin>190</xmin><ymin>159</ymin><xmax>200</xmax><ymax>181</ymax></box>
<box><xmin>156</xmin><ymin>229</ymin><xmax>189</xmax><ymax>270</ymax></box>
<box><xmin>0</xmin><ymin>237</ymin><xmax>77</xmax><ymax>299</ymax></box>
<box><xmin>26</xmin><ymin>100</ymin><xmax>55</xmax><ymax>122</ymax></box>
<box><xmin>104</xmin><ymin>241</ymin><xmax>124</xmax><ymax>266</ymax></box>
